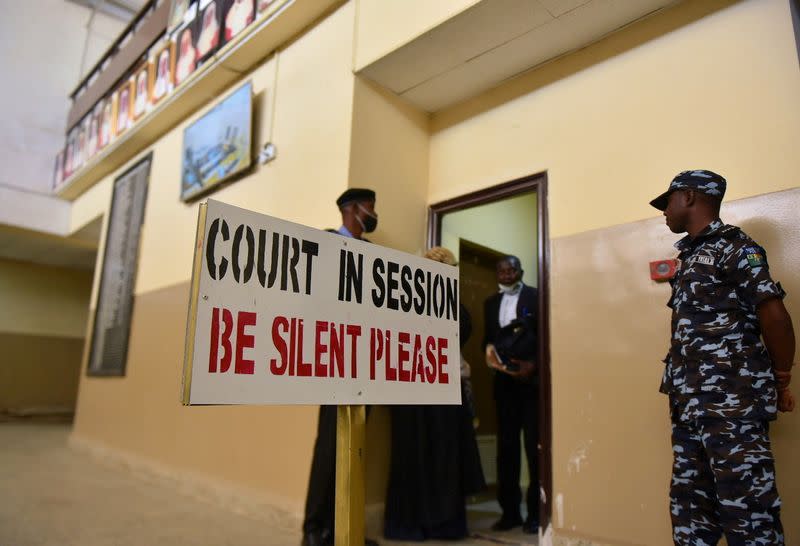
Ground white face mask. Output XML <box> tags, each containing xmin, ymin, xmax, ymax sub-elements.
<box><xmin>498</xmin><ymin>281</ymin><xmax>522</xmax><ymax>294</ymax></box>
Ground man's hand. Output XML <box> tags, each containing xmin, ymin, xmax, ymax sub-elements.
<box><xmin>485</xmin><ymin>344</ymin><xmax>504</xmax><ymax>371</ymax></box>
<box><xmin>505</xmin><ymin>358</ymin><xmax>536</xmax><ymax>380</ymax></box>
<box><xmin>775</xmin><ymin>369</ymin><xmax>795</xmax><ymax>412</ymax></box>
<box><xmin>778</xmin><ymin>388</ymin><xmax>795</xmax><ymax>412</ymax></box>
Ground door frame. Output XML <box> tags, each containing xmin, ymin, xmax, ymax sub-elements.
<box><xmin>427</xmin><ymin>172</ymin><xmax>551</xmax><ymax>531</ymax></box>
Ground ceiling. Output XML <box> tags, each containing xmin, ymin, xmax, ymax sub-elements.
<box><xmin>67</xmin><ymin>0</ymin><xmax>148</xmax><ymax>22</ymax></box>
<box><xmin>0</xmin><ymin>218</ymin><xmax>101</xmax><ymax>271</ymax></box>
<box><xmin>358</xmin><ymin>0</ymin><xmax>681</xmax><ymax>112</ymax></box>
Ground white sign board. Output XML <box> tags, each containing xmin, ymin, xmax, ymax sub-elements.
<box><xmin>182</xmin><ymin>199</ymin><xmax>461</xmax><ymax>405</ymax></box>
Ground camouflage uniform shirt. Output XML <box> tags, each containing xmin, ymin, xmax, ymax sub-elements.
<box><xmin>661</xmin><ymin>219</ymin><xmax>786</xmax><ymax>420</ymax></box>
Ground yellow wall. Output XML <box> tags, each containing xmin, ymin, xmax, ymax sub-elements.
<box><xmin>430</xmin><ymin>0</ymin><xmax>800</xmax><ymax>238</ymax></box>
<box><xmin>0</xmin><ymin>258</ymin><xmax>93</xmax><ymax>338</ymax></box>
<box><xmin>0</xmin><ymin>258</ymin><xmax>93</xmax><ymax>411</ymax></box>
<box><xmin>441</xmin><ymin>192</ymin><xmax>538</xmax><ymax>286</ymax></box>
<box><xmin>354</xmin><ymin>0</ymin><xmax>480</xmax><ymax>70</ymax></box>
<box><xmin>428</xmin><ymin>0</ymin><xmax>800</xmax><ymax>544</ymax></box>
<box><xmin>71</xmin><ymin>1</ymin><xmax>358</xmax><ymax>516</ymax></box>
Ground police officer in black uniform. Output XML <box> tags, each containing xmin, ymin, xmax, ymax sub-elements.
<box><xmin>302</xmin><ymin>188</ymin><xmax>379</xmax><ymax>546</ymax></box>
<box><xmin>651</xmin><ymin>170</ymin><xmax>796</xmax><ymax>546</ymax></box>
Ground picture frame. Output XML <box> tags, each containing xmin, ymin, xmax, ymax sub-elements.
<box><xmin>174</xmin><ymin>18</ymin><xmax>198</xmax><ymax>86</ymax></box>
<box><xmin>77</xmin><ymin>117</ymin><xmax>89</xmax><ymax>171</ymax></box>
<box><xmin>196</xmin><ymin>0</ymin><xmax>221</xmax><ymax>65</ymax></box>
<box><xmin>113</xmin><ymin>80</ymin><xmax>133</xmax><ymax>137</ymax></box>
<box><xmin>221</xmin><ymin>0</ymin><xmax>255</xmax><ymax>46</ymax></box>
<box><xmin>98</xmin><ymin>98</ymin><xmax>113</xmax><ymax>150</ymax></box>
<box><xmin>180</xmin><ymin>81</ymin><xmax>252</xmax><ymax>201</ymax></box>
<box><xmin>87</xmin><ymin>107</ymin><xmax>99</xmax><ymax>160</ymax></box>
<box><xmin>150</xmin><ymin>41</ymin><xmax>175</xmax><ymax>104</ymax></box>
<box><xmin>52</xmin><ymin>150</ymin><xmax>65</xmax><ymax>192</ymax></box>
<box><xmin>132</xmin><ymin>62</ymin><xmax>151</xmax><ymax>120</ymax></box>
<box><xmin>65</xmin><ymin>128</ymin><xmax>76</xmax><ymax>178</ymax></box>
<box><xmin>87</xmin><ymin>155</ymin><xmax>152</xmax><ymax>377</ymax></box>
<box><xmin>168</xmin><ymin>0</ymin><xmax>192</xmax><ymax>31</ymax></box>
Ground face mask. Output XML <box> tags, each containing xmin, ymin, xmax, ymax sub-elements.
<box><xmin>357</xmin><ymin>203</ymin><xmax>378</xmax><ymax>233</ymax></box>
<box><xmin>498</xmin><ymin>282</ymin><xmax>521</xmax><ymax>294</ymax></box>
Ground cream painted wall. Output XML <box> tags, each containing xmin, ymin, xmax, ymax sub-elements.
<box><xmin>429</xmin><ymin>0</ymin><xmax>800</xmax><ymax>239</ymax></box>
<box><xmin>348</xmin><ymin>77</ymin><xmax>430</xmax><ymax>255</ymax></box>
<box><xmin>441</xmin><ymin>192</ymin><xmax>538</xmax><ymax>286</ymax></box>
<box><xmin>354</xmin><ymin>0</ymin><xmax>480</xmax><ymax>70</ymax></box>
<box><xmin>426</xmin><ymin>0</ymin><xmax>800</xmax><ymax>543</ymax></box>
<box><xmin>0</xmin><ymin>258</ymin><xmax>93</xmax><ymax>338</ymax></box>
<box><xmin>71</xmin><ymin>1</ymin><xmax>359</xmax><ymax>516</ymax></box>
<box><xmin>549</xmin><ymin>190</ymin><xmax>800</xmax><ymax>545</ymax></box>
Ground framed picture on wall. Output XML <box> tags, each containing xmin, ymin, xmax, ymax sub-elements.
<box><xmin>98</xmin><ymin>98</ymin><xmax>113</xmax><ymax>150</ymax></box>
<box><xmin>76</xmin><ymin>117</ymin><xmax>89</xmax><ymax>171</ymax></box>
<box><xmin>113</xmin><ymin>80</ymin><xmax>133</xmax><ymax>136</ymax></box>
<box><xmin>52</xmin><ymin>150</ymin><xmax>65</xmax><ymax>191</ymax></box>
<box><xmin>180</xmin><ymin>81</ymin><xmax>252</xmax><ymax>201</ymax></box>
<box><xmin>87</xmin><ymin>107</ymin><xmax>99</xmax><ymax>160</ymax></box>
<box><xmin>196</xmin><ymin>0</ymin><xmax>221</xmax><ymax>65</ymax></box>
<box><xmin>132</xmin><ymin>62</ymin><xmax>151</xmax><ymax>120</ymax></box>
<box><xmin>150</xmin><ymin>41</ymin><xmax>175</xmax><ymax>103</ymax></box>
<box><xmin>65</xmin><ymin>128</ymin><xmax>76</xmax><ymax>178</ymax></box>
<box><xmin>168</xmin><ymin>0</ymin><xmax>192</xmax><ymax>31</ymax></box>
<box><xmin>174</xmin><ymin>19</ymin><xmax>198</xmax><ymax>86</ymax></box>
<box><xmin>221</xmin><ymin>0</ymin><xmax>254</xmax><ymax>45</ymax></box>
<box><xmin>87</xmin><ymin>155</ymin><xmax>152</xmax><ymax>377</ymax></box>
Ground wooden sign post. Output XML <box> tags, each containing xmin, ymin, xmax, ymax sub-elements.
<box><xmin>335</xmin><ymin>405</ymin><xmax>366</xmax><ymax>546</ymax></box>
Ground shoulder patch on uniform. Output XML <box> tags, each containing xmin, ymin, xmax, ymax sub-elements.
<box><xmin>745</xmin><ymin>246</ymin><xmax>765</xmax><ymax>267</ymax></box>
<box><xmin>694</xmin><ymin>255</ymin><xmax>714</xmax><ymax>266</ymax></box>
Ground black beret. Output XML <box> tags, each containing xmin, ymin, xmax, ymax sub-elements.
<box><xmin>336</xmin><ymin>188</ymin><xmax>376</xmax><ymax>207</ymax></box>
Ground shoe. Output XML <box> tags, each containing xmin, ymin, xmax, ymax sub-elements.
<box><xmin>301</xmin><ymin>529</ymin><xmax>332</xmax><ymax>546</ymax></box>
<box><xmin>302</xmin><ymin>532</ymin><xmax>376</xmax><ymax>546</ymax></box>
<box><xmin>522</xmin><ymin>518</ymin><xmax>539</xmax><ymax>534</ymax></box>
<box><xmin>490</xmin><ymin>516</ymin><xmax>523</xmax><ymax>531</ymax></box>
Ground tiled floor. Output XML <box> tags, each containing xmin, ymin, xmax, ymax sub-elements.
<box><xmin>0</xmin><ymin>421</ymin><xmax>537</xmax><ymax>546</ymax></box>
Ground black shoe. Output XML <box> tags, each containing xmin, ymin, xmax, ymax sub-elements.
<box><xmin>522</xmin><ymin>518</ymin><xmax>538</xmax><ymax>534</ymax></box>
<box><xmin>490</xmin><ymin>516</ymin><xmax>523</xmax><ymax>531</ymax></box>
<box><xmin>301</xmin><ymin>529</ymin><xmax>332</xmax><ymax>546</ymax></box>
<box><xmin>365</xmin><ymin>539</ymin><xmax>379</xmax><ymax>546</ymax></box>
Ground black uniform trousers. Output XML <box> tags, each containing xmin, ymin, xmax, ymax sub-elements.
<box><xmin>303</xmin><ymin>405</ymin><xmax>337</xmax><ymax>536</ymax></box>
<box><xmin>495</xmin><ymin>374</ymin><xmax>539</xmax><ymax>523</ymax></box>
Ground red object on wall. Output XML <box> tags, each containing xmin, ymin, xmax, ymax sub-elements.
<box><xmin>650</xmin><ymin>259</ymin><xmax>679</xmax><ymax>282</ymax></box>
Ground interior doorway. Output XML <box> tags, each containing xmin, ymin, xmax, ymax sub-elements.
<box><xmin>428</xmin><ymin>173</ymin><xmax>550</xmax><ymax>534</ymax></box>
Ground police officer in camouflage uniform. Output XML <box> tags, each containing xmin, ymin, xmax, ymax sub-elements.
<box><xmin>651</xmin><ymin>170</ymin><xmax>796</xmax><ymax>546</ymax></box>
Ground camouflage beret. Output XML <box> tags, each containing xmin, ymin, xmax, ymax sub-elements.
<box><xmin>650</xmin><ymin>170</ymin><xmax>726</xmax><ymax>211</ymax></box>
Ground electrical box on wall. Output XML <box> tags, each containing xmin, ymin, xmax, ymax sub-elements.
<box><xmin>650</xmin><ymin>259</ymin><xmax>679</xmax><ymax>282</ymax></box>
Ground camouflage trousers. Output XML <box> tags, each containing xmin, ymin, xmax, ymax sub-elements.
<box><xmin>670</xmin><ymin>414</ymin><xmax>784</xmax><ymax>546</ymax></box>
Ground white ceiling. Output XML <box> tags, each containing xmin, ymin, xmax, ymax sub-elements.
<box><xmin>67</xmin><ymin>0</ymin><xmax>148</xmax><ymax>22</ymax></box>
<box><xmin>358</xmin><ymin>0</ymin><xmax>680</xmax><ymax>112</ymax></box>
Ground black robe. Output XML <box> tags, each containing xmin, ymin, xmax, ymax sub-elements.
<box><xmin>383</xmin><ymin>305</ymin><xmax>486</xmax><ymax>540</ymax></box>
